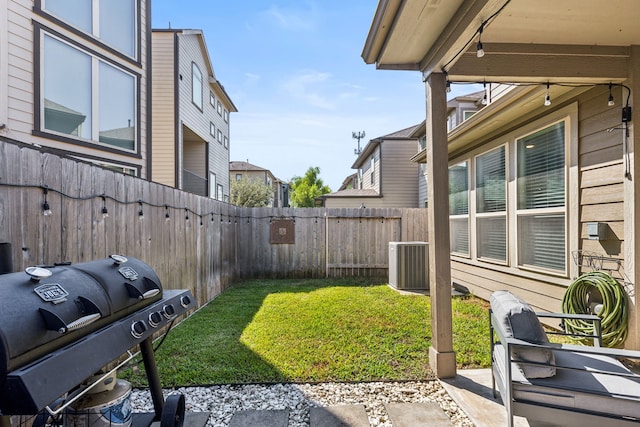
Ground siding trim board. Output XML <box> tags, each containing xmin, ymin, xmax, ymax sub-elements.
<box><xmin>31</xmin><ymin>22</ymin><xmax>143</xmax><ymax>157</ymax></box>
<box><xmin>145</xmin><ymin>0</ymin><xmax>152</xmax><ymax>180</ymax></box>
<box><xmin>173</xmin><ymin>32</ymin><xmax>180</xmax><ymax>188</ymax></box>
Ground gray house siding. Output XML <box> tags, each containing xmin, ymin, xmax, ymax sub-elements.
<box><xmin>380</xmin><ymin>140</ymin><xmax>419</xmax><ymax>207</ymax></box>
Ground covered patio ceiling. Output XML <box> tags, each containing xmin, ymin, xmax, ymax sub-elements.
<box><xmin>362</xmin><ymin>0</ymin><xmax>640</xmax><ymax>84</ymax></box>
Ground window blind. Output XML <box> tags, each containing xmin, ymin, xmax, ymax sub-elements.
<box><xmin>517</xmin><ymin>122</ymin><xmax>565</xmax><ymax>210</ymax></box>
<box><xmin>449</xmin><ymin>162</ymin><xmax>469</xmax><ymax>215</ymax></box>
<box><xmin>477</xmin><ymin>146</ymin><xmax>506</xmax><ymax>213</ymax></box>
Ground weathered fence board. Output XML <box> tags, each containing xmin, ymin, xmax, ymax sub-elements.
<box><xmin>0</xmin><ymin>140</ymin><xmax>429</xmax><ymax>307</ymax></box>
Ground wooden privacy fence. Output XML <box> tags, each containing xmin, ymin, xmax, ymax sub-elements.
<box><xmin>0</xmin><ymin>140</ymin><xmax>428</xmax><ymax>307</ymax></box>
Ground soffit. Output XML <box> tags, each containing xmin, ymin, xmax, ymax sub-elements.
<box><xmin>365</xmin><ymin>0</ymin><xmax>640</xmax><ymax>82</ymax></box>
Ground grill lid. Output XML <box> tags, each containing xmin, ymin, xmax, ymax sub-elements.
<box><xmin>0</xmin><ymin>256</ymin><xmax>162</xmax><ymax>384</ymax></box>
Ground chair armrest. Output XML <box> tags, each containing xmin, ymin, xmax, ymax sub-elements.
<box><xmin>505</xmin><ymin>337</ymin><xmax>640</xmax><ymax>379</ymax></box>
<box><xmin>535</xmin><ymin>312</ymin><xmax>602</xmax><ymax>347</ymax></box>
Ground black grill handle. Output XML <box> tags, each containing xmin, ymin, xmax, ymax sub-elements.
<box><xmin>125</xmin><ymin>277</ymin><xmax>161</xmax><ymax>300</ymax></box>
<box><xmin>38</xmin><ymin>297</ymin><xmax>102</xmax><ymax>334</ymax></box>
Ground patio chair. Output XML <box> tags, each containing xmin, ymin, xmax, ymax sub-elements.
<box><xmin>489</xmin><ymin>290</ymin><xmax>640</xmax><ymax>427</ymax></box>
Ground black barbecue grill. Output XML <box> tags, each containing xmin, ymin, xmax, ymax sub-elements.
<box><xmin>0</xmin><ymin>255</ymin><xmax>196</xmax><ymax>426</ymax></box>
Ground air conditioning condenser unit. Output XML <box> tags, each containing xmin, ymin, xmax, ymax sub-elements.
<box><xmin>388</xmin><ymin>242</ymin><xmax>429</xmax><ymax>290</ymax></box>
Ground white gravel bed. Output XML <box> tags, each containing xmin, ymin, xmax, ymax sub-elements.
<box><xmin>130</xmin><ymin>381</ymin><xmax>474</xmax><ymax>426</ymax></box>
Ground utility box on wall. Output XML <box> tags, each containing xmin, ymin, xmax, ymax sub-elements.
<box><xmin>586</xmin><ymin>222</ymin><xmax>607</xmax><ymax>241</ymax></box>
<box><xmin>388</xmin><ymin>242</ymin><xmax>429</xmax><ymax>290</ymax></box>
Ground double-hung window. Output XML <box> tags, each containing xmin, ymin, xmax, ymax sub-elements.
<box><xmin>516</xmin><ymin>121</ymin><xmax>566</xmax><ymax>272</ymax></box>
<box><xmin>42</xmin><ymin>33</ymin><xmax>137</xmax><ymax>151</ymax></box>
<box><xmin>449</xmin><ymin>161</ymin><xmax>469</xmax><ymax>256</ymax></box>
<box><xmin>476</xmin><ymin>146</ymin><xmax>507</xmax><ymax>262</ymax></box>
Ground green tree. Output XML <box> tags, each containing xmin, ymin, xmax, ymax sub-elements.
<box><xmin>289</xmin><ymin>166</ymin><xmax>331</xmax><ymax>207</ymax></box>
<box><xmin>230</xmin><ymin>178</ymin><xmax>273</xmax><ymax>207</ymax></box>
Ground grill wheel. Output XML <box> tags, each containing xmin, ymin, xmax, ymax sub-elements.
<box><xmin>161</xmin><ymin>394</ymin><xmax>185</xmax><ymax>427</ymax></box>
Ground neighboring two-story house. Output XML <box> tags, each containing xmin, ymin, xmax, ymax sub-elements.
<box><xmin>151</xmin><ymin>29</ymin><xmax>237</xmax><ymax>200</ymax></box>
<box><xmin>413</xmin><ymin>90</ymin><xmax>485</xmax><ymax>207</ymax></box>
<box><xmin>319</xmin><ymin>125</ymin><xmax>420</xmax><ymax>208</ymax></box>
<box><xmin>1</xmin><ymin>0</ymin><xmax>150</xmax><ymax>176</ymax></box>
<box><xmin>229</xmin><ymin>161</ymin><xmax>288</xmax><ymax>207</ymax></box>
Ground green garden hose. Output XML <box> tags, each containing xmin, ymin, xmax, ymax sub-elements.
<box><xmin>561</xmin><ymin>271</ymin><xmax>628</xmax><ymax>348</ymax></box>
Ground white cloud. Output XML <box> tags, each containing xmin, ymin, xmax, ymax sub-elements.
<box><xmin>243</xmin><ymin>72</ymin><xmax>261</xmax><ymax>84</ymax></box>
<box><xmin>264</xmin><ymin>4</ymin><xmax>317</xmax><ymax>32</ymax></box>
<box><xmin>282</xmin><ymin>71</ymin><xmax>335</xmax><ymax>110</ymax></box>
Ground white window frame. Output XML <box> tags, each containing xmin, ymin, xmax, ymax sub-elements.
<box><xmin>475</xmin><ymin>145</ymin><xmax>508</xmax><ymax>265</ymax></box>
<box><xmin>449</xmin><ymin>161</ymin><xmax>470</xmax><ymax>257</ymax></box>
<box><xmin>515</xmin><ymin>119</ymin><xmax>569</xmax><ymax>275</ymax></box>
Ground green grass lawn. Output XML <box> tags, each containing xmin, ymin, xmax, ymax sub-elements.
<box><xmin>122</xmin><ymin>278</ymin><xmax>491</xmax><ymax>387</ymax></box>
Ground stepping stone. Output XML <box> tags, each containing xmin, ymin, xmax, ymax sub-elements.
<box><xmin>228</xmin><ymin>409</ymin><xmax>289</xmax><ymax>427</ymax></box>
<box><xmin>385</xmin><ymin>402</ymin><xmax>453</xmax><ymax>427</ymax></box>
<box><xmin>310</xmin><ymin>404</ymin><xmax>370</xmax><ymax>427</ymax></box>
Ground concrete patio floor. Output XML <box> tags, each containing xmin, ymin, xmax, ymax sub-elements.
<box><xmin>440</xmin><ymin>369</ymin><xmax>530</xmax><ymax>427</ymax></box>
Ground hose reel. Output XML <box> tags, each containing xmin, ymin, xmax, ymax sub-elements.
<box><xmin>562</xmin><ymin>271</ymin><xmax>628</xmax><ymax>348</ymax></box>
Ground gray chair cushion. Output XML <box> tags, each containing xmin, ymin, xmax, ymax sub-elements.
<box><xmin>490</xmin><ymin>290</ymin><xmax>556</xmax><ymax>378</ymax></box>
<box><xmin>494</xmin><ymin>344</ymin><xmax>640</xmax><ymax>420</ymax></box>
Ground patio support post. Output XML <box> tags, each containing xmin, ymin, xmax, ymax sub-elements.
<box><xmin>626</xmin><ymin>45</ymin><xmax>640</xmax><ymax>349</ymax></box>
<box><xmin>425</xmin><ymin>72</ymin><xmax>456</xmax><ymax>378</ymax></box>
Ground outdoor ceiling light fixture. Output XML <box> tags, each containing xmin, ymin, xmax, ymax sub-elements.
<box><xmin>439</xmin><ymin>0</ymin><xmax>511</xmax><ymax>73</ymax></box>
<box><xmin>476</xmin><ymin>23</ymin><xmax>485</xmax><ymax>58</ymax></box>
<box><xmin>544</xmin><ymin>82</ymin><xmax>551</xmax><ymax>106</ymax></box>
<box><xmin>446</xmin><ymin>80</ymin><xmax>452</xmax><ymax>93</ymax></box>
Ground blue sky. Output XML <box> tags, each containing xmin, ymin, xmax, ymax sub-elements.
<box><xmin>151</xmin><ymin>1</ymin><xmax>470</xmax><ymax>190</ymax></box>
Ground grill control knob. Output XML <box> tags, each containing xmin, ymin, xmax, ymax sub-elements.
<box><xmin>162</xmin><ymin>304</ymin><xmax>176</xmax><ymax>319</ymax></box>
<box><xmin>180</xmin><ymin>295</ymin><xmax>192</xmax><ymax>308</ymax></box>
<box><xmin>148</xmin><ymin>311</ymin><xmax>163</xmax><ymax>328</ymax></box>
<box><xmin>131</xmin><ymin>320</ymin><xmax>147</xmax><ymax>338</ymax></box>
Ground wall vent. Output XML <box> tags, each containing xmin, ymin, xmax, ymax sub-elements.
<box><xmin>388</xmin><ymin>242</ymin><xmax>429</xmax><ymax>290</ymax></box>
